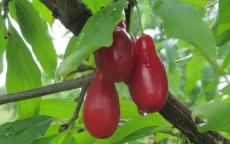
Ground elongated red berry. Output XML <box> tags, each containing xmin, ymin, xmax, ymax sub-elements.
<box><xmin>128</xmin><ymin>34</ymin><xmax>168</xmax><ymax>113</ymax></box>
<box><xmin>94</xmin><ymin>23</ymin><xmax>134</xmax><ymax>82</ymax></box>
<box><xmin>83</xmin><ymin>71</ymin><xmax>120</xmax><ymax>138</ymax></box>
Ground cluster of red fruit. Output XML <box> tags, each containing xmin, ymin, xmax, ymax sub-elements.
<box><xmin>83</xmin><ymin>21</ymin><xmax>168</xmax><ymax>138</ymax></box>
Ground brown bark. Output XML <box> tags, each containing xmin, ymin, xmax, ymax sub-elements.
<box><xmin>160</xmin><ymin>94</ymin><xmax>230</xmax><ymax>144</ymax></box>
<box><xmin>40</xmin><ymin>0</ymin><xmax>92</xmax><ymax>35</ymax></box>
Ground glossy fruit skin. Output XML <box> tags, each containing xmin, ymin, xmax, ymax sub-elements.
<box><xmin>128</xmin><ymin>34</ymin><xmax>168</xmax><ymax>113</ymax></box>
<box><xmin>83</xmin><ymin>71</ymin><xmax>120</xmax><ymax>138</ymax></box>
<box><xmin>94</xmin><ymin>27</ymin><xmax>135</xmax><ymax>82</ymax></box>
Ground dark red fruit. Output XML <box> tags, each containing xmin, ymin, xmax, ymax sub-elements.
<box><xmin>128</xmin><ymin>34</ymin><xmax>168</xmax><ymax>113</ymax></box>
<box><xmin>116</xmin><ymin>21</ymin><xmax>126</xmax><ymax>29</ymax></box>
<box><xmin>94</xmin><ymin>26</ymin><xmax>134</xmax><ymax>82</ymax></box>
<box><xmin>83</xmin><ymin>71</ymin><xmax>120</xmax><ymax>138</ymax></box>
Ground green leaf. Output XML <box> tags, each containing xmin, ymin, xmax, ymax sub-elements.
<box><xmin>218</xmin><ymin>0</ymin><xmax>230</xmax><ymax>24</ymax></box>
<box><xmin>165</xmin><ymin>45</ymin><xmax>177</xmax><ymax>73</ymax></box>
<box><xmin>154</xmin><ymin>0</ymin><xmax>220</xmax><ymax>73</ymax></box>
<box><xmin>75</xmin><ymin>114</ymin><xmax>166</xmax><ymax>144</ymax></box>
<box><xmin>139</xmin><ymin>0</ymin><xmax>155</xmax><ymax>30</ymax></box>
<box><xmin>43</xmin><ymin>124</ymin><xmax>60</xmax><ymax>137</ymax></box>
<box><xmin>165</xmin><ymin>46</ymin><xmax>181</xmax><ymax>96</ymax></box>
<box><xmin>201</xmin><ymin>65</ymin><xmax>219</xmax><ymax>101</ymax></box>
<box><xmin>222</xmin><ymin>51</ymin><xmax>230</xmax><ymax>72</ymax></box>
<box><xmin>12</xmin><ymin>0</ymin><xmax>57</xmax><ymax>77</ymax></box>
<box><xmin>168</xmin><ymin>68</ymin><xmax>181</xmax><ymax>96</ymax></box>
<box><xmin>181</xmin><ymin>0</ymin><xmax>208</xmax><ymax>8</ymax></box>
<box><xmin>119</xmin><ymin>97</ymin><xmax>139</xmax><ymax>119</ymax></box>
<box><xmin>64</xmin><ymin>36</ymin><xmax>79</xmax><ymax>59</ymax></box>
<box><xmin>185</xmin><ymin>53</ymin><xmax>206</xmax><ymax>94</ymax></box>
<box><xmin>216</xmin><ymin>0</ymin><xmax>230</xmax><ymax>30</ymax></box>
<box><xmin>73</xmin><ymin>132</ymin><xmax>96</xmax><ymax>144</ymax></box>
<box><xmin>83</xmin><ymin>0</ymin><xmax>112</xmax><ymax>13</ymax></box>
<box><xmin>0</xmin><ymin>137</ymin><xmax>18</xmax><ymax>144</ymax></box>
<box><xmin>216</xmin><ymin>29</ymin><xmax>230</xmax><ymax>46</ymax></box>
<box><xmin>16</xmin><ymin>117</ymin><xmax>53</xmax><ymax>144</ymax></box>
<box><xmin>40</xmin><ymin>98</ymin><xmax>75</xmax><ymax>119</ymax></box>
<box><xmin>94</xmin><ymin>114</ymin><xmax>170</xmax><ymax>144</ymax></box>
<box><xmin>217</xmin><ymin>0</ymin><xmax>230</xmax><ymax>25</ymax></box>
<box><xmin>0</xmin><ymin>115</ymin><xmax>53</xmax><ymax>144</ymax></box>
<box><xmin>32</xmin><ymin>135</ymin><xmax>57</xmax><ymax>144</ymax></box>
<box><xmin>50</xmin><ymin>131</ymin><xmax>77</xmax><ymax>144</ymax></box>
<box><xmin>117</xmin><ymin>126</ymin><xmax>156</xmax><ymax>143</ymax></box>
<box><xmin>57</xmin><ymin>0</ymin><xmax>127</xmax><ymax>77</ymax></box>
<box><xmin>6</xmin><ymin>26</ymin><xmax>41</xmax><ymax>118</ymax></box>
<box><xmin>0</xmin><ymin>15</ymin><xmax>7</xmax><ymax>73</ymax></box>
<box><xmin>193</xmin><ymin>102</ymin><xmax>230</xmax><ymax>133</ymax></box>
<box><xmin>221</xmin><ymin>84</ymin><xmax>230</xmax><ymax>95</ymax></box>
<box><xmin>213</xmin><ymin>0</ymin><xmax>230</xmax><ymax>46</ymax></box>
<box><xmin>32</xmin><ymin>0</ymin><xmax>53</xmax><ymax>24</ymax></box>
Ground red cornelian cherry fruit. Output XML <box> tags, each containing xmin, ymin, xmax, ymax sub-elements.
<box><xmin>94</xmin><ymin>23</ymin><xmax>135</xmax><ymax>82</ymax></box>
<box><xmin>128</xmin><ymin>34</ymin><xmax>168</xmax><ymax>113</ymax></box>
<box><xmin>83</xmin><ymin>71</ymin><xmax>120</xmax><ymax>138</ymax></box>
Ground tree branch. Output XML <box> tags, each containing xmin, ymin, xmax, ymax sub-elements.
<box><xmin>0</xmin><ymin>74</ymin><xmax>93</xmax><ymax>105</ymax></box>
<box><xmin>160</xmin><ymin>93</ymin><xmax>230</xmax><ymax>144</ymax></box>
<box><xmin>40</xmin><ymin>0</ymin><xmax>92</xmax><ymax>35</ymax></box>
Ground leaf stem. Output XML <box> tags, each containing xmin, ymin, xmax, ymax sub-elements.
<box><xmin>59</xmin><ymin>81</ymin><xmax>90</xmax><ymax>132</ymax></box>
<box><xmin>128</xmin><ymin>6</ymin><xmax>134</xmax><ymax>33</ymax></box>
<box><xmin>136</xmin><ymin>3</ymin><xmax>144</xmax><ymax>34</ymax></box>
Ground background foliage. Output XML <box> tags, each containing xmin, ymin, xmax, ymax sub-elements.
<box><xmin>0</xmin><ymin>0</ymin><xmax>229</xmax><ymax>143</ymax></box>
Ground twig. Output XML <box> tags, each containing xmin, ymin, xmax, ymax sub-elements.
<box><xmin>76</xmin><ymin>64</ymin><xmax>94</xmax><ymax>73</ymax></box>
<box><xmin>125</xmin><ymin>0</ymin><xmax>137</xmax><ymax>31</ymax></box>
<box><xmin>66</xmin><ymin>64</ymin><xmax>94</xmax><ymax>78</ymax></box>
<box><xmin>71</xmin><ymin>82</ymin><xmax>89</xmax><ymax>122</ymax></box>
<box><xmin>59</xmin><ymin>82</ymin><xmax>90</xmax><ymax>132</ymax></box>
<box><xmin>2</xmin><ymin>0</ymin><xmax>10</xmax><ymax>19</ymax></box>
<box><xmin>0</xmin><ymin>74</ymin><xmax>93</xmax><ymax>105</ymax></box>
